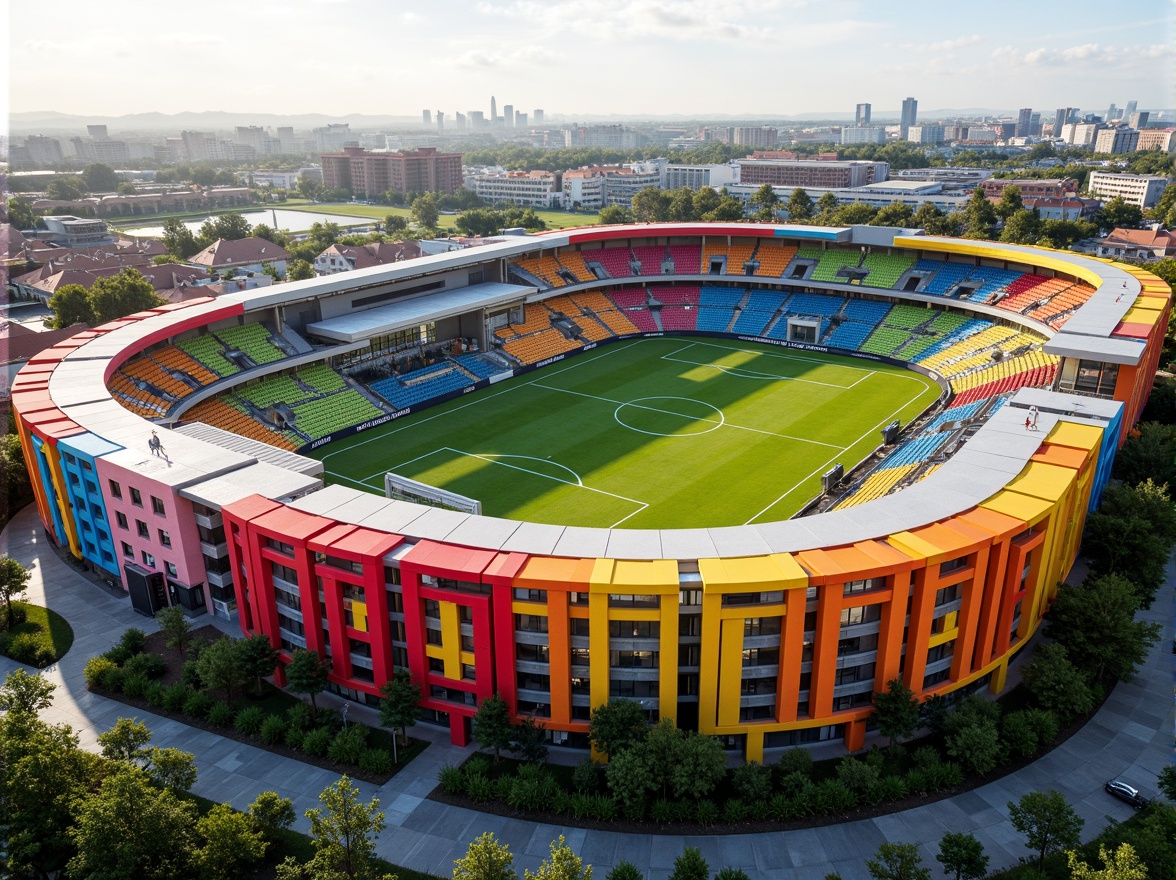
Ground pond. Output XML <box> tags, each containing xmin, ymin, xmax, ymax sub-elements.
<box><xmin>119</xmin><ymin>208</ymin><xmax>375</xmax><ymax>238</ymax></box>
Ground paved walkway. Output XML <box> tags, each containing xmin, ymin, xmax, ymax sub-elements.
<box><xmin>1</xmin><ymin>502</ymin><xmax>1171</xmax><ymax>880</ymax></box>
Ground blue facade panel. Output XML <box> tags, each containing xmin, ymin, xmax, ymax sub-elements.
<box><xmin>57</xmin><ymin>432</ymin><xmax>123</xmax><ymax>575</ymax></box>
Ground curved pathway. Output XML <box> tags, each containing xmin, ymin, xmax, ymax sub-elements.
<box><xmin>1</xmin><ymin>503</ymin><xmax>1171</xmax><ymax>880</ymax></box>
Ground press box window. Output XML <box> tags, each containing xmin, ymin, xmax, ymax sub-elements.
<box><xmin>130</xmin><ymin>488</ymin><xmax>142</xmax><ymax>507</ymax></box>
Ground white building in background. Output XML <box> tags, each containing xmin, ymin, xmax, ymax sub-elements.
<box><xmin>663</xmin><ymin>163</ymin><xmax>740</xmax><ymax>190</ymax></box>
<box><xmin>562</xmin><ymin>169</ymin><xmax>604</xmax><ymax>210</ymax></box>
<box><xmin>1061</xmin><ymin>122</ymin><xmax>1103</xmax><ymax>147</ymax></box>
<box><xmin>468</xmin><ymin>171</ymin><xmax>565</xmax><ymax>208</ymax></box>
<box><xmin>1093</xmin><ymin>128</ymin><xmax>1140</xmax><ymax>155</ymax></box>
<box><xmin>840</xmin><ymin>126</ymin><xmax>887</xmax><ymax>145</ymax></box>
<box><xmin>1087</xmin><ymin>172</ymin><xmax>1171</xmax><ymax>208</ymax></box>
<box><xmin>907</xmin><ymin>125</ymin><xmax>946</xmax><ymax>145</ymax></box>
<box><xmin>732</xmin><ymin>127</ymin><xmax>778</xmax><ymax>148</ymax></box>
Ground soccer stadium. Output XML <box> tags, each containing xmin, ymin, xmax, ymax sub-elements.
<box><xmin>13</xmin><ymin>222</ymin><xmax>1170</xmax><ymax>760</ymax></box>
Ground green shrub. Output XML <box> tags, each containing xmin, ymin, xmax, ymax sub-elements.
<box><xmin>103</xmin><ymin>667</ymin><xmax>127</xmax><ymax>693</ymax></box>
<box><xmin>813</xmin><ymin>779</ymin><xmax>856</xmax><ymax>814</ymax></box>
<box><xmin>569</xmin><ymin>792</ymin><xmax>594</xmax><ymax>820</ymax></box>
<box><xmin>438</xmin><ymin>764</ymin><xmax>466</xmax><ymax>794</ymax></box>
<box><xmin>260</xmin><ymin>714</ymin><xmax>286</xmax><ymax>746</ymax></box>
<box><xmin>465</xmin><ymin>772</ymin><xmax>496</xmax><ymax>803</ymax></box>
<box><xmin>465</xmin><ymin>754</ymin><xmax>492</xmax><ymax>777</ymax></box>
<box><xmin>161</xmin><ymin>682</ymin><xmax>189</xmax><ymax>712</ymax></box>
<box><xmin>7</xmin><ymin>632</ymin><xmax>55</xmax><ymax>667</ymax></box>
<box><xmin>181</xmin><ymin>659</ymin><xmax>203</xmax><ymax>690</ymax></box>
<box><xmin>768</xmin><ymin>793</ymin><xmax>791</xmax><ymax>821</ymax></box>
<box><xmin>777</xmin><ymin>769</ymin><xmax>812</xmax><ymax>798</ymax></box>
<box><xmin>123</xmin><ymin>652</ymin><xmax>166</xmax><ymax>679</ymax></box>
<box><xmin>695</xmin><ymin>799</ymin><xmax>719</xmax><ymax>826</ymax></box>
<box><xmin>359</xmin><ymin>748</ymin><xmax>394</xmax><ymax>775</ymax></box>
<box><xmin>836</xmin><ymin>756</ymin><xmax>879</xmax><ymax>792</ymax></box>
<box><xmin>731</xmin><ymin>760</ymin><xmax>772</xmax><ymax>803</ymax></box>
<box><xmin>774</xmin><ymin>747</ymin><xmax>812</xmax><ymax>780</ymax></box>
<box><xmin>144</xmin><ymin>681</ymin><xmax>167</xmax><ymax>706</ymax></box>
<box><xmin>103</xmin><ymin>645</ymin><xmax>133</xmax><ymax>666</ymax></box>
<box><xmin>671</xmin><ymin>800</ymin><xmax>693</xmax><ymax>823</ymax></box>
<box><xmin>182</xmin><ymin>690</ymin><xmax>212</xmax><ymax>718</ymax></box>
<box><xmin>327</xmin><ymin>726</ymin><xmax>367</xmax><ymax>765</ymax></box>
<box><xmin>589</xmin><ymin>795</ymin><xmax>616</xmax><ymax>822</ymax></box>
<box><xmin>301</xmin><ymin>727</ymin><xmax>331</xmax><ymax>757</ymax></box>
<box><xmin>868</xmin><ymin>775</ymin><xmax>908</xmax><ymax>804</ymax></box>
<box><xmin>494</xmin><ymin>777</ymin><xmax>513</xmax><ymax>802</ymax></box>
<box><xmin>117</xmin><ymin>628</ymin><xmax>148</xmax><ymax>656</ymax></box>
<box><xmin>650</xmin><ymin>799</ymin><xmax>674</xmax><ymax>824</ymax></box>
<box><xmin>722</xmin><ymin>799</ymin><xmax>747</xmax><ymax>823</ymax></box>
<box><xmin>1025</xmin><ymin>708</ymin><xmax>1059</xmax><ymax>745</ymax></box>
<box><xmin>84</xmin><ymin>656</ymin><xmax>119</xmax><ymax>688</ymax></box>
<box><xmin>286</xmin><ymin>702</ymin><xmax>313</xmax><ymax>732</ymax></box>
<box><xmin>284</xmin><ymin>727</ymin><xmax>306</xmax><ymax>750</ymax></box>
<box><xmin>1001</xmin><ymin>711</ymin><xmax>1039</xmax><ymax>758</ymax></box>
<box><xmin>7</xmin><ymin>604</ymin><xmax>28</xmax><ymax>626</ymax></box>
<box><xmin>208</xmin><ymin>701</ymin><xmax>235</xmax><ymax>728</ymax></box>
<box><xmin>552</xmin><ymin>790</ymin><xmax>573</xmax><ymax>815</ymax></box>
<box><xmin>911</xmin><ymin>745</ymin><xmax>941</xmax><ymax>768</ymax></box>
<box><xmin>904</xmin><ymin>767</ymin><xmax>931</xmax><ymax>795</ymax></box>
<box><xmin>121</xmin><ymin>671</ymin><xmax>149</xmax><ymax>698</ymax></box>
<box><xmin>508</xmin><ymin>773</ymin><xmax>556</xmax><ymax>812</ymax></box>
<box><xmin>572</xmin><ymin>757</ymin><xmax>600</xmax><ymax>792</ymax></box>
<box><xmin>234</xmin><ymin>706</ymin><xmax>266</xmax><ymax>736</ymax></box>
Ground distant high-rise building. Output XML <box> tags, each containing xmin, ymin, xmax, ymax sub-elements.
<box><xmin>422</xmin><ymin>109</ymin><xmax>432</xmax><ymax>126</ymax></box>
<box><xmin>1053</xmin><ymin>108</ymin><xmax>1076</xmax><ymax>136</ymax></box>
<box><xmin>503</xmin><ymin>104</ymin><xmax>514</xmax><ymax>128</ymax></box>
<box><xmin>468</xmin><ymin>111</ymin><xmax>485</xmax><ymax>128</ymax></box>
<box><xmin>25</xmin><ymin>135</ymin><xmax>63</xmax><ymax>165</ymax></box>
<box><xmin>181</xmin><ymin>130</ymin><xmax>209</xmax><ymax>162</ymax></box>
<box><xmin>533</xmin><ymin>109</ymin><xmax>544</xmax><ymax>125</ymax></box>
<box><xmin>437</xmin><ymin>111</ymin><xmax>445</xmax><ymax>132</ymax></box>
<box><xmin>490</xmin><ymin>96</ymin><xmax>497</xmax><ymax>123</ymax></box>
<box><xmin>87</xmin><ymin>124</ymin><xmax>108</xmax><ymax>139</ymax></box>
<box><xmin>733</xmin><ymin>126</ymin><xmax>778</xmax><ymax>149</ymax></box>
<box><xmin>1106</xmin><ymin>103</ymin><xmax>1119</xmax><ymax>122</ymax></box>
<box><xmin>840</xmin><ymin>126</ymin><xmax>886</xmax><ymax>145</ymax></box>
<box><xmin>1125</xmin><ymin>100</ymin><xmax>1138</xmax><ymax>118</ymax></box>
<box><xmin>455</xmin><ymin>112</ymin><xmax>466</xmax><ymax>130</ymax></box>
<box><xmin>855</xmin><ymin>103</ymin><xmax>871</xmax><ymax>126</ymax></box>
<box><xmin>900</xmin><ymin>97</ymin><xmax>918</xmax><ymax>138</ymax></box>
<box><xmin>321</xmin><ymin>146</ymin><xmax>464</xmax><ymax>198</ymax></box>
<box><xmin>1016</xmin><ymin>108</ymin><xmax>1032</xmax><ymax>138</ymax></box>
<box><xmin>1130</xmin><ymin>111</ymin><xmax>1149</xmax><ymax>130</ymax></box>
<box><xmin>515</xmin><ymin>111</ymin><xmax>527</xmax><ymax>128</ymax></box>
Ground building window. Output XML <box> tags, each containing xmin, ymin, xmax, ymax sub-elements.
<box><xmin>142</xmin><ymin>551</ymin><xmax>155</xmax><ymax>568</ymax></box>
<box><xmin>515</xmin><ymin>614</ymin><xmax>548</xmax><ymax>633</ymax></box>
<box><xmin>513</xmin><ymin>588</ymin><xmax>546</xmax><ymax>602</ymax></box>
<box><xmin>939</xmin><ymin>556</ymin><xmax>968</xmax><ymax>576</ymax></box>
<box><xmin>610</xmin><ymin>650</ymin><xmax>657</xmax><ymax>668</ymax></box>
<box><xmin>136</xmin><ymin>520</ymin><xmax>149</xmax><ymax>538</ymax></box>
<box><xmin>744</xmin><ymin>617</ymin><xmax>782</xmax><ymax>636</ymax></box>
<box><xmin>122</xmin><ymin>542</ymin><xmax>134</xmax><ymax>559</ymax></box>
<box><xmin>742</xmin><ymin>648</ymin><xmax>779</xmax><ymax>667</ymax></box>
<box><xmin>151</xmin><ymin>496</ymin><xmax>165</xmax><ymax>516</ymax></box>
<box><xmin>116</xmin><ymin>512</ymin><xmax>129</xmax><ymax>530</ymax></box>
<box><xmin>609</xmin><ymin>620</ymin><xmax>660</xmax><ymax>639</ymax></box>
<box><xmin>166</xmin><ymin>562</ymin><xmax>178</xmax><ymax>577</ymax></box>
<box><xmin>517</xmin><ymin>643</ymin><xmax>550</xmax><ymax>663</ymax></box>
<box><xmin>608</xmin><ymin>593</ymin><xmax>659</xmax><ymax>608</ymax></box>
<box><xmin>570</xmin><ymin>618</ymin><xmax>590</xmax><ymax>636</ymax></box>
<box><xmin>159</xmin><ymin>529</ymin><xmax>171</xmax><ymax>548</ymax></box>
<box><xmin>840</xmin><ymin>605</ymin><xmax>881</xmax><ymax>627</ymax></box>
<box><xmin>109</xmin><ymin>480</ymin><xmax>122</xmax><ymax>499</ymax></box>
<box><xmin>844</xmin><ymin>577</ymin><xmax>885</xmax><ymax>595</ymax></box>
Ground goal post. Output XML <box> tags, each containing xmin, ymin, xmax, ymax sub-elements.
<box><xmin>384</xmin><ymin>472</ymin><xmax>482</xmax><ymax>515</ymax></box>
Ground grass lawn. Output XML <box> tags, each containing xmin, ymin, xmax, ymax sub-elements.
<box><xmin>315</xmin><ymin>337</ymin><xmax>941</xmax><ymax>528</ymax></box>
<box><xmin>294</xmin><ymin>202</ymin><xmax>601</xmax><ymax>231</ymax></box>
<box><xmin>1</xmin><ymin>601</ymin><xmax>75</xmax><ymax>666</ymax></box>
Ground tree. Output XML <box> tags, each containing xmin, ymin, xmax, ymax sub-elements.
<box><xmin>524</xmin><ymin>835</ymin><xmax>591</xmax><ymax>880</ymax></box>
<box><xmin>1007</xmin><ymin>789</ymin><xmax>1083</xmax><ymax>869</ymax></box>
<box><xmin>605</xmin><ymin>862</ymin><xmax>643</xmax><ymax>880</ymax></box>
<box><xmin>68</xmin><ymin>769</ymin><xmax>199</xmax><ymax>880</ymax></box>
<box><xmin>98</xmin><ymin>716</ymin><xmax>153</xmax><ymax>765</ymax></box>
<box><xmin>512</xmin><ymin>713</ymin><xmax>549</xmax><ymax>763</ymax></box>
<box><xmin>936</xmin><ymin>832</ymin><xmax>988</xmax><ymax>880</ymax></box>
<box><xmin>305</xmin><ymin>776</ymin><xmax>386</xmax><ymax>880</ymax></box>
<box><xmin>252</xmin><ymin>223</ymin><xmax>287</xmax><ymax>245</ymax></box>
<box><xmin>605</xmin><ymin>745</ymin><xmax>656</xmax><ymax>816</ymax></box>
<box><xmin>668</xmin><ymin>731</ymin><xmax>726</xmax><ymax>800</ymax></box>
<box><xmin>411</xmin><ymin>193</ymin><xmax>440</xmax><ymax>229</ymax></box>
<box><xmin>146</xmin><ymin>746</ymin><xmax>198</xmax><ymax>792</ymax></box>
<box><xmin>1158</xmin><ymin>764</ymin><xmax>1176</xmax><ymax>801</ymax></box>
<box><xmin>7</xmin><ymin>196</ymin><xmax>38</xmax><ymax>229</ymax></box>
<box><xmin>945</xmin><ymin>712</ymin><xmax>1002</xmax><ymax>776</ymax></box>
<box><xmin>384</xmin><ymin>214</ymin><xmax>409</xmax><ymax>233</ymax></box>
<box><xmin>867</xmin><ymin>843</ymin><xmax>932</xmax><ymax>880</ymax></box>
<box><xmin>81</xmin><ymin>163</ymin><xmax>120</xmax><ymax>193</ymax></box>
<box><xmin>288</xmin><ymin>258</ymin><xmax>316</xmax><ymax>281</ymax></box>
<box><xmin>1068</xmin><ymin>844</ymin><xmax>1148</xmax><ymax>880</ymax></box>
<box><xmin>692</xmin><ymin>187</ymin><xmax>723</xmax><ymax>218</ymax></box>
<box><xmin>286</xmin><ymin>648</ymin><xmax>332</xmax><ymax>716</ymax></box>
<box><xmin>197</xmin><ymin>212</ymin><xmax>252</xmax><ymax>245</ymax></box>
<box><xmin>668</xmin><ymin>188</ymin><xmax>698</xmax><ymax>221</ymax></box>
<box><xmin>994</xmin><ymin>185</ymin><xmax>1024</xmax><ymax>221</ymax></box>
<box><xmin>454</xmin><ymin>832</ymin><xmax>518</xmax><ymax>880</ymax></box>
<box><xmin>1081</xmin><ymin>480</ymin><xmax>1176</xmax><ymax>608</ymax></box>
<box><xmin>963</xmin><ymin>188</ymin><xmax>998</xmax><ymax>240</ymax></box>
<box><xmin>46</xmin><ymin>176</ymin><xmax>87</xmax><ymax>200</ymax></box>
<box><xmin>1020</xmin><ymin>642</ymin><xmax>1096</xmax><ymax>722</ymax></box>
<box><xmin>87</xmin><ymin>268</ymin><xmax>164</xmax><ymax>324</ymax></box>
<box><xmin>1113</xmin><ymin>423</ymin><xmax>1176</xmax><ymax>488</ymax></box>
<box><xmin>873</xmin><ymin>678</ymin><xmax>922</xmax><ymax>749</ymax></box>
<box><xmin>378</xmin><ymin>668</ymin><xmax>422</xmax><ymax>756</ymax></box>
<box><xmin>155</xmin><ymin>605</ymin><xmax>194</xmax><ymax>656</ymax></box>
<box><xmin>873</xmin><ymin>202</ymin><xmax>915</xmax><ymax>228</ymax></box>
<box><xmin>1000</xmin><ymin>210</ymin><xmax>1041</xmax><ymax>244</ymax></box>
<box><xmin>703</xmin><ymin>193</ymin><xmax>746</xmax><ymax>222</ymax></box>
<box><xmin>588</xmin><ymin>698</ymin><xmax>649</xmax><ymax>758</ymax></box>
<box><xmin>832</xmin><ymin>203</ymin><xmax>880</xmax><ymax>226</ymax></box>
<box><xmin>197</xmin><ymin>636</ymin><xmax>249</xmax><ymax>703</ymax></box>
<box><xmin>1097</xmin><ymin>196</ymin><xmax>1144</xmax><ymax>233</ymax></box>
<box><xmin>0</xmin><ymin>667</ymin><xmax>56</xmax><ymax>714</ymax></box>
<box><xmin>1047</xmin><ymin>574</ymin><xmax>1162</xmax><ymax>681</ymax></box>
<box><xmin>472</xmin><ymin>692</ymin><xmax>514</xmax><ymax>761</ymax></box>
<box><xmin>249</xmin><ymin>790</ymin><xmax>297</xmax><ymax>837</ymax></box>
<box><xmin>0</xmin><ymin>432</ymin><xmax>31</xmax><ymax>521</ymax></box>
<box><xmin>668</xmin><ymin>846</ymin><xmax>709</xmax><ymax>880</ymax></box>
<box><xmin>598</xmin><ymin>205</ymin><xmax>633</xmax><ymax>225</ymax></box>
<box><xmin>195</xmin><ymin>802</ymin><xmax>269</xmax><ymax>880</ymax></box>
<box><xmin>47</xmin><ymin>282</ymin><xmax>96</xmax><ymax>328</ymax></box>
<box><xmin>162</xmin><ymin>218</ymin><xmax>201</xmax><ymax>260</ymax></box>
<box><xmin>714</xmin><ymin>871</ymin><xmax>751</xmax><ymax>880</ymax></box>
<box><xmin>750</xmin><ymin>183</ymin><xmax>781</xmax><ymax>222</ymax></box>
<box><xmin>632</xmin><ymin>187</ymin><xmax>672</xmax><ymax>223</ymax></box>
<box><xmin>786</xmin><ymin>188</ymin><xmax>814</xmax><ymax>221</ymax></box>
<box><xmin>238</xmin><ymin>633</ymin><xmax>281</xmax><ymax>695</ymax></box>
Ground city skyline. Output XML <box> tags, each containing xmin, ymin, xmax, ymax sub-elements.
<box><xmin>6</xmin><ymin>0</ymin><xmax>1174</xmax><ymax>120</ymax></box>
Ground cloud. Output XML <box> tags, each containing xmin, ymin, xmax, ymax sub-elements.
<box><xmin>901</xmin><ymin>34</ymin><xmax>983</xmax><ymax>52</ymax></box>
<box><xmin>456</xmin><ymin>45</ymin><xmax>555</xmax><ymax>70</ymax></box>
<box><xmin>1019</xmin><ymin>42</ymin><xmax>1174</xmax><ymax>67</ymax></box>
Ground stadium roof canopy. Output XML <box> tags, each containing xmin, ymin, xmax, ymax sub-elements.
<box><xmin>305</xmin><ymin>281</ymin><xmax>533</xmax><ymax>343</ymax></box>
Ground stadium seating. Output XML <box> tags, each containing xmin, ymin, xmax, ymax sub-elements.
<box><xmin>725</xmin><ymin>239</ymin><xmax>758</xmax><ymax>275</ymax></box>
<box><xmin>861</xmin><ymin>253</ymin><xmax>916</xmax><ymax>289</ymax></box>
<box><xmin>513</xmin><ymin>255</ymin><xmax>566</xmax><ymax>288</ymax></box>
<box><xmin>623</xmin><ymin>308</ymin><xmax>659</xmax><ymax>333</ymax></box>
<box><xmin>591</xmin><ymin>247</ymin><xmax>637</xmax><ymax>279</ymax></box>
<box><xmin>700</xmin><ymin>287</ymin><xmax>745</xmax><ymax>308</ymax></box>
<box><xmin>215</xmin><ymin>323</ymin><xmax>286</xmax><ymax>365</ymax></box>
<box><xmin>183</xmin><ymin>398</ymin><xmax>300</xmax><ymax>450</ymax></box>
<box><xmin>288</xmin><ymin>390</ymin><xmax>384</xmax><ymax>441</ymax></box>
<box><xmin>810</xmin><ymin>249</ymin><xmax>862</xmax><ymax>283</ymax></box>
<box><xmin>667</xmin><ymin>244</ymin><xmax>702</xmax><ymax>275</ymax></box>
<box><xmin>494</xmin><ymin>303</ymin><xmax>552</xmax><ymax>342</ymax></box>
<box><xmin>833</xmin><ymin>464</ymin><xmax>919</xmax><ymax>509</ymax></box>
<box><xmin>503</xmin><ymin>328</ymin><xmax>582</xmax><ymax>364</ymax></box>
<box><xmin>557</xmin><ymin>251</ymin><xmax>596</xmax><ymax>283</ymax></box>
<box><xmin>700</xmin><ymin>240</ymin><xmax>729</xmax><ymax>273</ymax></box>
<box><xmin>371</xmin><ymin>364</ymin><xmax>475</xmax><ymax>408</ymax></box>
<box><xmin>651</xmin><ymin>286</ymin><xmax>701</xmax><ymax>306</ymax></box>
<box><xmin>178</xmin><ymin>333</ymin><xmax>241</xmax><ymax>377</ymax></box>
<box><xmin>752</xmin><ymin>242</ymin><xmax>798</xmax><ymax>277</ymax></box>
<box><xmin>840</xmin><ymin>298</ymin><xmax>892</xmax><ymax>325</ymax></box>
<box><xmin>922</xmin><ymin>262</ymin><xmax>973</xmax><ymax>296</ymax></box>
<box><xmin>785</xmin><ymin>293</ymin><xmax>844</xmax><ymax>317</ymax></box>
<box><xmin>731</xmin><ymin>290</ymin><xmax>788</xmax><ymax>335</ymax></box>
<box><xmin>992</xmin><ymin>273</ymin><xmax>1050</xmax><ymax>312</ymax></box>
<box><xmin>632</xmin><ymin>246</ymin><xmax>667</xmax><ymax>276</ymax></box>
<box><xmin>659</xmin><ymin>306</ymin><xmax>698</xmax><ymax>331</ymax></box>
<box><xmin>957</xmin><ymin>266</ymin><xmax>1025</xmax><ymax>303</ymax></box>
<box><xmin>696</xmin><ymin>307</ymin><xmax>736</xmax><ymax>333</ymax></box>
<box><xmin>824</xmin><ymin>321</ymin><xmax>876</xmax><ymax>350</ymax></box>
<box><xmin>455</xmin><ymin>352</ymin><xmax>508</xmax><ymax>380</ymax></box>
<box><xmin>1027</xmin><ymin>281</ymin><xmax>1096</xmax><ymax>327</ymax></box>
<box><xmin>152</xmin><ymin>347</ymin><xmax>219</xmax><ymax>386</ymax></box>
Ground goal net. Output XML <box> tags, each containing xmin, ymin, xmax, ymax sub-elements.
<box><xmin>384</xmin><ymin>472</ymin><xmax>482</xmax><ymax>515</ymax></box>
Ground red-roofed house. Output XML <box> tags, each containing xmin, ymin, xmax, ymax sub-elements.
<box><xmin>188</xmin><ymin>237</ymin><xmax>291</xmax><ymax>278</ymax></box>
<box><xmin>312</xmin><ymin>240</ymin><xmax>423</xmax><ymax>275</ymax></box>
<box><xmin>1095</xmin><ymin>226</ymin><xmax>1176</xmax><ymax>261</ymax></box>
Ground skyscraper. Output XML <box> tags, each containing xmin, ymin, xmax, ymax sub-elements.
<box><xmin>1106</xmin><ymin>103</ymin><xmax>1119</xmax><ymax>122</ymax></box>
<box><xmin>533</xmin><ymin>109</ymin><xmax>544</xmax><ymax>125</ymax></box>
<box><xmin>1053</xmin><ymin>108</ymin><xmax>1075</xmax><ymax>136</ymax></box>
<box><xmin>422</xmin><ymin>109</ymin><xmax>432</xmax><ymax>126</ymax></box>
<box><xmin>503</xmin><ymin>104</ymin><xmax>514</xmax><ymax>128</ymax></box>
<box><xmin>437</xmin><ymin>111</ymin><xmax>445</xmax><ymax>132</ymax></box>
<box><xmin>1125</xmin><ymin>100</ymin><xmax>1138</xmax><ymax>119</ymax></box>
<box><xmin>855</xmin><ymin>103</ymin><xmax>871</xmax><ymax>126</ymax></box>
<box><xmin>1015</xmin><ymin>107</ymin><xmax>1032</xmax><ymax>138</ymax></box>
<box><xmin>900</xmin><ymin>97</ymin><xmax>917</xmax><ymax>139</ymax></box>
<box><xmin>490</xmin><ymin>96</ymin><xmax>497</xmax><ymax>123</ymax></box>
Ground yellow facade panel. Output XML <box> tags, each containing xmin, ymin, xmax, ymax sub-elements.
<box><xmin>1003</xmin><ymin>461</ymin><xmax>1077</xmax><ymax>502</ymax></box>
<box><xmin>1044</xmin><ymin>421</ymin><xmax>1103</xmax><ymax>453</ymax></box>
<box><xmin>980</xmin><ymin>489</ymin><xmax>1052</xmax><ymax>525</ymax></box>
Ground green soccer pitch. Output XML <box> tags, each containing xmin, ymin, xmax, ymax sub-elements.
<box><xmin>312</xmin><ymin>337</ymin><xmax>943</xmax><ymax>529</ymax></box>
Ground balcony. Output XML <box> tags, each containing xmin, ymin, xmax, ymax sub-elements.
<box><xmin>205</xmin><ymin>568</ymin><xmax>233</xmax><ymax>589</ymax></box>
<box><xmin>194</xmin><ymin>510</ymin><xmax>223</xmax><ymax>530</ymax></box>
<box><xmin>200</xmin><ymin>540</ymin><xmax>229</xmax><ymax>559</ymax></box>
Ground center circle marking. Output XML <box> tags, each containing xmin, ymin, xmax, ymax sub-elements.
<box><xmin>613</xmin><ymin>396</ymin><xmax>725</xmax><ymax>437</ymax></box>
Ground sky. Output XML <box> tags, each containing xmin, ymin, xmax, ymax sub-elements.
<box><xmin>6</xmin><ymin>0</ymin><xmax>1176</xmax><ymax>120</ymax></box>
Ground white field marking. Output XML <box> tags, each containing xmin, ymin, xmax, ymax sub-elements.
<box><xmin>741</xmin><ymin>380</ymin><xmax>935</xmax><ymax>525</ymax></box>
<box><xmin>357</xmin><ymin>446</ymin><xmax>468</xmax><ymax>484</ymax></box>
<box><xmin>669</xmin><ymin>339</ymin><xmax>932</xmax><ymax>388</ymax></box>
<box><xmin>531</xmin><ymin>382</ymin><xmax>841</xmax><ymax>449</ymax></box>
<box><xmin>848</xmin><ymin>370</ymin><xmax>877</xmax><ymax>388</ymax></box>
<box><xmin>613</xmin><ymin>396</ymin><xmax>725</xmax><ymax>437</ymax></box>
<box><xmin>661</xmin><ymin>353</ymin><xmax>850</xmax><ymax>388</ymax></box>
<box><xmin>319</xmin><ymin>339</ymin><xmax>645</xmax><ymax>465</ymax></box>
<box><xmin>466</xmin><ymin>453</ymin><xmax>585</xmax><ymax>486</ymax></box>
